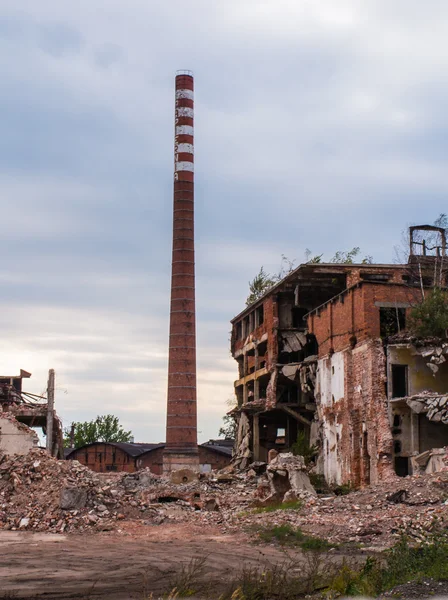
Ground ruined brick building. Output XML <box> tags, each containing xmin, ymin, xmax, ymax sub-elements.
<box><xmin>230</xmin><ymin>226</ymin><xmax>448</xmax><ymax>487</ymax></box>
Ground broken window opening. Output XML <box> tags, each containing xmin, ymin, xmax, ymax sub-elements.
<box><xmin>391</xmin><ymin>364</ymin><xmax>408</xmax><ymax>399</ymax></box>
<box><xmin>255</xmin><ymin>305</ymin><xmax>264</xmax><ymax>327</ymax></box>
<box><xmin>242</xmin><ymin>316</ymin><xmax>250</xmax><ymax>338</ymax></box>
<box><xmin>292</xmin><ymin>307</ymin><xmax>308</xmax><ymax>328</ymax></box>
<box><xmin>236</xmin><ymin>321</ymin><xmax>242</xmax><ymax>340</ymax></box>
<box><xmin>380</xmin><ymin>307</ymin><xmax>406</xmax><ymax>338</ymax></box>
<box><xmin>305</xmin><ymin>334</ymin><xmax>318</xmax><ymax>357</ymax></box>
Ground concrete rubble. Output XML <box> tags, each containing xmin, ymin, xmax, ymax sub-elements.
<box><xmin>264</xmin><ymin>452</ymin><xmax>316</xmax><ymax>504</ymax></box>
<box><xmin>1</xmin><ymin>446</ymin><xmax>448</xmax><ymax>551</ymax></box>
<box><xmin>406</xmin><ymin>391</ymin><xmax>448</xmax><ymax>424</ymax></box>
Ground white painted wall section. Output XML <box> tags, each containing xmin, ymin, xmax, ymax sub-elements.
<box><xmin>0</xmin><ymin>416</ymin><xmax>39</xmax><ymax>456</ymax></box>
<box><xmin>317</xmin><ymin>351</ymin><xmax>345</xmax><ymax>485</ymax></box>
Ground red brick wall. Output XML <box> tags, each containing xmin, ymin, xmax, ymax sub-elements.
<box><xmin>137</xmin><ymin>448</ymin><xmax>164</xmax><ymax>474</ymax></box>
<box><xmin>318</xmin><ymin>341</ymin><xmax>395</xmax><ymax>487</ymax></box>
<box><xmin>309</xmin><ymin>283</ymin><xmax>422</xmax><ymax>357</ymax></box>
<box><xmin>231</xmin><ymin>295</ymin><xmax>279</xmax><ymax>371</ymax></box>
<box><xmin>198</xmin><ymin>447</ymin><xmax>231</xmax><ymax>471</ymax></box>
<box><xmin>68</xmin><ymin>444</ymin><xmax>136</xmax><ymax>473</ymax></box>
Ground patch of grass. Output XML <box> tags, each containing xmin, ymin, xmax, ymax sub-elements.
<box><xmin>309</xmin><ymin>473</ymin><xmax>331</xmax><ymax>494</ymax></box>
<box><xmin>256</xmin><ymin>523</ymin><xmax>334</xmax><ymax>551</ymax></box>
<box><xmin>327</xmin><ymin>534</ymin><xmax>448</xmax><ymax>597</ymax></box>
<box><xmin>252</xmin><ymin>500</ymin><xmax>303</xmax><ymax>514</ymax></box>
<box><xmin>333</xmin><ymin>482</ymin><xmax>352</xmax><ymax>496</ymax></box>
<box><xmin>165</xmin><ymin>555</ymin><xmax>208</xmax><ymax>598</ymax></box>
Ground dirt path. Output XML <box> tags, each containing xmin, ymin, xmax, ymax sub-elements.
<box><xmin>0</xmin><ymin>524</ymin><xmax>313</xmax><ymax>599</ymax></box>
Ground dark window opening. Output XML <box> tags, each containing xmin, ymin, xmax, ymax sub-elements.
<box><xmin>305</xmin><ymin>334</ymin><xmax>318</xmax><ymax>357</ymax></box>
<box><xmin>243</xmin><ymin>316</ymin><xmax>250</xmax><ymax>338</ymax></box>
<box><xmin>360</xmin><ymin>272</ymin><xmax>391</xmax><ymax>282</ymax></box>
<box><xmin>394</xmin><ymin>457</ymin><xmax>409</xmax><ymax>477</ymax></box>
<box><xmin>236</xmin><ymin>321</ymin><xmax>242</xmax><ymax>340</ymax></box>
<box><xmin>256</xmin><ymin>305</ymin><xmax>264</xmax><ymax>327</ymax></box>
<box><xmin>391</xmin><ymin>364</ymin><xmax>408</xmax><ymax>398</ymax></box>
<box><xmin>278</xmin><ymin>350</ymin><xmax>301</xmax><ymax>364</ymax></box>
<box><xmin>106</xmin><ymin>465</ymin><xmax>118</xmax><ymax>472</ymax></box>
<box><xmin>292</xmin><ymin>307</ymin><xmax>308</xmax><ymax>328</ymax></box>
<box><xmin>394</xmin><ymin>440</ymin><xmax>402</xmax><ymax>454</ymax></box>
<box><xmin>380</xmin><ymin>307</ymin><xmax>406</xmax><ymax>338</ymax></box>
<box><xmin>393</xmin><ymin>414</ymin><xmax>401</xmax><ymax>427</ymax></box>
<box><xmin>98</xmin><ymin>452</ymin><xmax>102</xmax><ymax>463</ymax></box>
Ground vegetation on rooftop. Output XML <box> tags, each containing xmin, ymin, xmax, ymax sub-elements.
<box><xmin>408</xmin><ymin>286</ymin><xmax>448</xmax><ymax>338</ymax></box>
<box><xmin>246</xmin><ymin>249</ymin><xmax>373</xmax><ymax>306</ymax></box>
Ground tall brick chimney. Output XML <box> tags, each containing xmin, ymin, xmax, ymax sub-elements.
<box><xmin>163</xmin><ymin>71</ymin><xmax>199</xmax><ymax>473</ymax></box>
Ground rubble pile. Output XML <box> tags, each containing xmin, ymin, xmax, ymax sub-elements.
<box><xmin>1</xmin><ymin>446</ymin><xmax>448</xmax><ymax>550</ymax></box>
<box><xmin>0</xmin><ymin>449</ymin><xmax>176</xmax><ymax>532</ymax></box>
<box><xmin>196</xmin><ymin>466</ymin><xmax>448</xmax><ymax>549</ymax></box>
<box><xmin>415</xmin><ymin>341</ymin><xmax>448</xmax><ymax>375</ymax></box>
<box><xmin>407</xmin><ymin>392</ymin><xmax>448</xmax><ymax>425</ymax></box>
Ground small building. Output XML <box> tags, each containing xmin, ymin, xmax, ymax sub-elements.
<box><xmin>230</xmin><ymin>225</ymin><xmax>448</xmax><ymax>487</ymax></box>
<box><xmin>66</xmin><ymin>440</ymin><xmax>232</xmax><ymax>474</ymax></box>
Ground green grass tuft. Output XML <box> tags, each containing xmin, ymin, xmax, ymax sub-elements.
<box><xmin>252</xmin><ymin>500</ymin><xmax>303</xmax><ymax>514</ymax></box>
<box><xmin>256</xmin><ymin>523</ymin><xmax>334</xmax><ymax>551</ymax></box>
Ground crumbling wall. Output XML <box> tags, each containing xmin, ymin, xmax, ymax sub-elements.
<box><xmin>0</xmin><ymin>414</ymin><xmax>39</xmax><ymax>455</ymax></box>
<box><xmin>315</xmin><ymin>340</ymin><xmax>394</xmax><ymax>488</ymax></box>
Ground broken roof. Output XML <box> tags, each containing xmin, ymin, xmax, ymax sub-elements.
<box><xmin>231</xmin><ymin>262</ymin><xmax>408</xmax><ymax>323</ymax></box>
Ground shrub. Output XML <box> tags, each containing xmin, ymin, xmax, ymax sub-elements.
<box><xmin>408</xmin><ymin>287</ymin><xmax>448</xmax><ymax>338</ymax></box>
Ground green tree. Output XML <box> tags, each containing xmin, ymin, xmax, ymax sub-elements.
<box><xmin>246</xmin><ymin>266</ymin><xmax>276</xmax><ymax>306</ymax></box>
<box><xmin>64</xmin><ymin>414</ymin><xmax>132</xmax><ymax>448</ymax></box>
<box><xmin>218</xmin><ymin>414</ymin><xmax>237</xmax><ymax>439</ymax></box>
<box><xmin>408</xmin><ymin>287</ymin><xmax>448</xmax><ymax>338</ymax></box>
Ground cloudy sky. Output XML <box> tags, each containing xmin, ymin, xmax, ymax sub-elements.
<box><xmin>0</xmin><ymin>0</ymin><xmax>447</xmax><ymax>443</ymax></box>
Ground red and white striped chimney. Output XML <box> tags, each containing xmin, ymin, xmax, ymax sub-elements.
<box><xmin>163</xmin><ymin>71</ymin><xmax>199</xmax><ymax>473</ymax></box>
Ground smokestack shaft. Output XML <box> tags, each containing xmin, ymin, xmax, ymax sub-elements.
<box><xmin>165</xmin><ymin>72</ymin><xmax>198</xmax><ymax>462</ymax></box>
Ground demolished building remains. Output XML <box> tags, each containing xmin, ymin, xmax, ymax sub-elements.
<box><xmin>0</xmin><ymin>370</ymin><xmax>63</xmax><ymax>459</ymax></box>
<box><xmin>230</xmin><ymin>225</ymin><xmax>448</xmax><ymax>487</ymax></box>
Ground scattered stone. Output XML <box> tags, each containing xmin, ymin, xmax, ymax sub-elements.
<box><xmin>60</xmin><ymin>488</ymin><xmax>87</xmax><ymax>511</ymax></box>
<box><xmin>170</xmin><ymin>469</ymin><xmax>198</xmax><ymax>485</ymax></box>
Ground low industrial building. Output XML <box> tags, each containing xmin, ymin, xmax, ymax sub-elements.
<box><xmin>66</xmin><ymin>439</ymin><xmax>232</xmax><ymax>474</ymax></box>
<box><xmin>230</xmin><ymin>225</ymin><xmax>448</xmax><ymax>487</ymax></box>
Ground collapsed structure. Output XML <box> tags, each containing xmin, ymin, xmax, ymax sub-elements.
<box><xmin>0</xmin><ymin>369</ymin><xmax>63</xmax><ymax>459</ymax></box>
<box><xmin>230</xmin><ymin>226</ymin><xmax>448</xmax><ymax>487</ymax></box>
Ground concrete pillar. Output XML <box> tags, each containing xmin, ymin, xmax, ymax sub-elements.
<box><xmin>46</xmin><ymin>369</ymin><xmax>55</xmax><ymax>456</ymax></box>
<box><xmin>253</xmin><ymin>414</ymin><xmax>260</xmax><ymax>461</ymax></box>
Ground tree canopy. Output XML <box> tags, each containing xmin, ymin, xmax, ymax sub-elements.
<box><xmin>64</xmin><ymin>415</ymin><xmax>133</xmax><ymax>449</ymax></box>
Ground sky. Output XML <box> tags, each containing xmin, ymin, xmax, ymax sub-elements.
<box><xmin>0</xmin><ymin>0</ymin><xmax>447</xmax><ymax>444</ymax></box>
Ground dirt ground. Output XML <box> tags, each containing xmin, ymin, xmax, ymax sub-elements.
<box><xmin>0</xmin><ymin>523</ymin><xmax>313</xmax><ymax>599</ymax></box>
